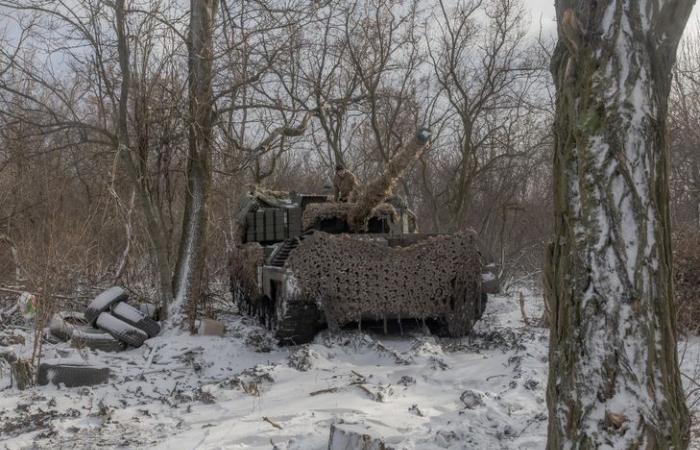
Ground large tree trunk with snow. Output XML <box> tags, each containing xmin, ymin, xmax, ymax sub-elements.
<box><xmin>547</xmin><ymin>1</ymin><xmax>694</xmax><ymax>449</ymax></box>
<box><xmin>173</xmin><ymin>0</ymin><xmax>218</xmax><ymax>321</ymax></box>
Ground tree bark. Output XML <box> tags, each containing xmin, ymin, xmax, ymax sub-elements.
<box><xmin>172</xmin><ymin>0</ymin><xmax>217</xmax><ymax>321</ymax></box>
<box><xmin>115</xmin><ymin>0</ymin><xmax>174</xmax><ymax>311</ymax></box>
<box><xmin>547</xmin><ymin>1</ymin><xmax>694</xmax><ymax>449</ymax></box>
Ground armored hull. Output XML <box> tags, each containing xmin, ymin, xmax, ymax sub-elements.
<box><xmin>230</xmin><ymin>194</ymin><xmax>494</xmax><ymax>344</ymax></box>
<box><xmin>230</xmin><ymin>128</ymin><xmax>496</xmax><ymax>344</ymax></box>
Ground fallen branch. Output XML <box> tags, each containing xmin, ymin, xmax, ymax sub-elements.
<box><xmin>356</xmin><ymin>384</ymin><xmax>376</xmax><ymax>400</ymax></box>
<box><xmin>372</xmin><ymin>341</ymin><xmax>412</xmax><ymax>365</ymax></box>
<box><xmin>486</xmin><ymin>374</ymin><xmax>507</xmax><ymax>382</ymax></box>
<box><xmin>309</xmin><ymin>386</ymin><xmax>340</xmax><ymax>396</ymax></box>
<box><xmin>0</xmin><ymin>286</ymin><xmax>91</xmax><ymax>301</ymax></box>
<box><xmin>262</xmin><ymin>416</ymin><xmax>283</xmax><ymax>430</ymax></box>
<box><xmin>350</xmin><ymin>370</ymin><xmax>366</xmax><ymax>383</ymax></box>
<box><xmin>518</xmin><ymin>292</ymin><xmax>530</xmax><ymax>326</ymax></box>
<box><xmin>139</xmin><ymin>366</ymin><xmax>189</xmax><ymax>376</ymax></box>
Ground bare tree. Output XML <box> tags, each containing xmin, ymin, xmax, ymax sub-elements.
<box><xmin>426</xmin><ymin>0</ymin><xmax>543</xmax><ymax>231</ymax></box>
<box><xmin>670</xmin><ymin>26</ymin><xmax>700</xmax><ymax>230</ymax></box>
<box><xmin>172</xmin><ymin>0</ymin><xmax>218</xmax><ymax>321</ymax></box>
<box><xmin>547</xmin><ymin>1</ymin><xmax>693</xmax><ymax>448</ymax></box>
<box><xmin>0</xmin><ymin>0</ymin><xmax>187</xmax><ymax>311</ymax></box>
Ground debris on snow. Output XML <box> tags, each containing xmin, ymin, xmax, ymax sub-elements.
<box><xmin>459</xmin><ymin>390</ymin><xmax>485</xmax><ymax>409</ymax></box>
<box><xmin>196</xmin><ymin>318</ymin><xmax>225</xmax><ymax>336</ymax></box>
<box><xmin>0</xmin><ymin>286</ymin><xmax>697</xmax><ymax>449</ymax></box>
<box><xmin>328</xmin><ymin>422</ymin><xmax>402</xmax><ymax>450</ymax></box>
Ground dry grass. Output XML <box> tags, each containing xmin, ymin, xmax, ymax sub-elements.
<box><xmin>674</xmin><ymin>228</ymin><xmax>700</xmax><ymax>335</ymax></box>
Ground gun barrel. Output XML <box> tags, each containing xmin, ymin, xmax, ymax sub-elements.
<box><xmin>349</xmin><ymin>128</ymin><xmax>431</xmax><ymax>231</ymax></box>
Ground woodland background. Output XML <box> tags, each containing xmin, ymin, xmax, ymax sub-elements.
<box><xmin>0</xmin><ymin>0</ymin><xmax>697</xmax><ymax>329</ymax></box>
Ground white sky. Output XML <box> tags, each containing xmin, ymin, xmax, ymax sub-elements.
<box><xmin>525</xmin><ymin>0</ymin><xmax>557</xmax><ymax>33</ymax></box>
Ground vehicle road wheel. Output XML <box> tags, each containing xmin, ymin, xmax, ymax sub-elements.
<box><xmin>95</xmin><ymin>312</ymin><xmax>148</xmax><ymax>347</ymax></box>
<box><xmin>111</xmin><ymin>302</ymin><xmax>161</xmax><ymax>338</ymax></box>
<box><xmin>37</xmin><ymin>363</ymin><xmax>110</xmax><ymax>387</ymax></box>
<box><xmin>85</xmin><ymin>287</ymin><xmax>129</xmax><ymax>325</ymax></box>
<box><xmin>49</xmin><ymin>311</ymin><xmax>89</xmax><ymax>342</ymax></box>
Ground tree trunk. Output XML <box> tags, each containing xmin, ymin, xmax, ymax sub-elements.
<box><xmin>172</xmin><ymin>0</ymin><xmax>218</xmax><ymax>321</ymax></box>
<box><xmin>692</xmin><ymin>158</ymin><xmax>700</xmax><ymax>229</ymax></box>
<box><xmin>547</xmin><ymin>1</ymin><xmax>693</xmax><ymax>449</ymax></box>
<box><xmin>115</xmin><ymin>0</ymin><xmax>174</xmax><ymax>311</ymax></box>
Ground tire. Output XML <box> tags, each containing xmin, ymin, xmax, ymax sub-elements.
<box><xmin>95</xmin><ymin>312</ymin><xmax>148</xmax><ymax>347</ymax></box>
<box><xmin>85</xmin><ymin>287</ymin><xmax>129</xmax><ymax>325</ymax></box>
<box><xmin>49</xmin><ymin>311</ymin><xmax>89</xmax><ymax>342</ymax></box>
<box><xmin>111</xmin><ymin>302</ymin><xmax>161</xmax><ymax>338</ymax></box>
<box><xmin>138</xmin><ymin>303</ymin><xmax>158</xmax><ymax>319</ymax></box>
<box><xmin>37</xmin><ymin>363</ymin><xmax>110</xmax><ymax>387</ymax></box>
<box><xmin>70</xmin><ymin>326</ymin><xmax>125</xmax><ymax>352</ymax></box>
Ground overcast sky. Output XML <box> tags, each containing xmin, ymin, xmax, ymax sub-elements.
<box><xmin>526</xmin><ymin>0</ymin><xmax>557</xmax><ymax>26</ymax></box>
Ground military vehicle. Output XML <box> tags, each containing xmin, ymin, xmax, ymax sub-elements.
<box><xmin>230</xmin><ymin>129</ymin><xmax>498</xmax><ymax>344</ymax></box>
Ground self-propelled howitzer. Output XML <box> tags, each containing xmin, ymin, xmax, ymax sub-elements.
<box><xmin>230</xmin><ymin>129</ymin><xmax>498</xmax><ymax>344</ymax></box>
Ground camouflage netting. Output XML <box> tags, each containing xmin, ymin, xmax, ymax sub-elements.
<box><xmin>302</xmin><ymin>202</ymin><xmax>398</xmax><ymax>231</ymax></box>
<box><xmin>250</xmin><ymin>185</ymin><xmax>290</xmax><ymax>201</ymax></box>
<box><xmin>229</xmin><ymin>243</ymin><xmax>264</xmax><ymax>306</ymax></box>
<box><xmin>236</xmin><ymin>186</ymin><xmax>294</xmax><ymax>224</ymax></box>
<box><xmin>286</xmin><ymin>231</ymin><xmax>482</xmax><ymax>336</ymax></box>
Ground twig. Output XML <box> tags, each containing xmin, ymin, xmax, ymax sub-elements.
<box><xmin>0</xmin><ymin>286</ymin><xmax>91</xmax><ymax>300</ymax></box>
<box><xmin>486</xmin><ymin>374</ymin><xmax>507</xmax><ymax>382</ymax></box>
<box><xmin>681</xmin><ymin>371</ymin><xmax>700</xmax><ymax>390</ymax></box>
<box><xmin>350</xmin><ymin>370</ymin><xmax>366</xmax><ymax>382</ymax></box>
<box><xmin>518</xmin><ymin>292</ymin><xmax>530</xmax><ymax>326</ymax></box>
<box><xmin>262</xmin><ymin>416</ymin><xmax>283</xmax><ymax>430</ymax></box>
<box><xmin>356</xmin><ymin>384</ymin><xmax>376</xmax><ymax>400</ymax></box>
<box><xmin>309</xmin><ymin>386</ymin><xmax>340</xmax><ymax>396</ymax></box>
<box><xmin>139</xmin><ymin>365</ymin><xmax>189</xmax><ymax>376</ymax></box>
<box><xmin>169</xmin><ymin>381</ymin><xmax>180</xmax><ymax>397</ymax></box>
<box><xmin>0</xmin><ymin>286</ymin><xmax>33</xmax><ymax>296</ymax></box>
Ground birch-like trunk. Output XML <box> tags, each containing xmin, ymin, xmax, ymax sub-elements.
<box><xmin>172</xmin><ymin>0</ymin><xmax>217</xmax><ymax>321</ymax></box>
<box><xmin>547</xmin><ymin>1</ymin><xmax>694</xmax><ymax>448</ymax></box>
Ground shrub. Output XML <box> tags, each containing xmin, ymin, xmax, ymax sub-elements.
<box><xmin>674</xmin><ymin>228</ymin><xmax>700</xmax><ymax>334</ymax></box>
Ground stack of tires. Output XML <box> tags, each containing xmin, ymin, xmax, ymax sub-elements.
<box><xmin>49</xmin><ymin>287</ymin><xmax>160</xmax><ymax>352</ymax></box>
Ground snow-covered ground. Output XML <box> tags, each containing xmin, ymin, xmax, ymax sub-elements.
<box><xmin>1</xmin><ymin>288</ymin><xmax>699</xmax><ymax>449</ymax></box>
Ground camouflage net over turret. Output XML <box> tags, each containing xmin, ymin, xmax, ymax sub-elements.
<box><xmin>302</xmin><ymin>202</ymin><xmax>398</xmax><ymax>231</ymax></box>
<box><xmin>348</xmin><ymin>128</ymin><xmax>431</xmax><ymax>231</ymax></box>
<box><xmin>286</xmin><ymin>230</ymin><xmax>481</xmax><ymax>336</ymax></box>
